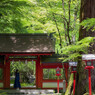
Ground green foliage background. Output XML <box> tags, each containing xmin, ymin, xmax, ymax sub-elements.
<box><xmin>0</xmin><ymin>0</ymin><xmax>80</xmax><ymax>43</ymax></box>
<box><xmin>0</xmin><ymin>0</ymin><xmax>95</xmax><ymax>89</ymax></box>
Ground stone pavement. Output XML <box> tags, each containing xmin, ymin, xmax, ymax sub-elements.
<box><xmin>0</xmin><ymin>89</ymin><xmax>61</xmax><ymax>95</ymax></box>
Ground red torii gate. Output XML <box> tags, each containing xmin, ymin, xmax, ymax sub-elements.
<box><xmin>0</xmin><ymin>33</ymin><xmax>55</xmax><ymax>89</ymax></box>
<box><xmin>0</xmin><ymin>33</ymin><xmax>69</xmax><ymax>89</ymax></box>
<box><xmin>41</xmin><ymin>55</ymin><xmax>69</xmax><ymax>89</ymax></box>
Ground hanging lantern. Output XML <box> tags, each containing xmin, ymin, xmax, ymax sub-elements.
<box><xmin>82</xmin><ymin>54</ymin><xmax>95</xmax><ymax>69</ymax></box>
<box><xmin>69</xmin><ymin>62</ymin><xmax>77</xmax><ymax>73</ymax></box>
<box><xmin>86</xmin><ymin>61</ymin><xmax>92</xmax><ymax>66</ymax></box>
<box><xmin>71</xmin><ymin>66</ymin><xmax>77</xmax><ymax>73</ymax></box>
<box><xmin>82</xmin><ymin>54</ymin><xmax>95</xmax><ymax>95</ymax></box>
<box><xmin>69</xmin><ymin>62</ymin><xmax>77</xmax><ymax>95</ymax></box>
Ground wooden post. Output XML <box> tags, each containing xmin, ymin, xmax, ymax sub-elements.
<box><xmin>36</xmin><ymin>56</ymin><xmax>43</xmax><ymax>88</ymax></box>
<box><xmin>73</xmin><ymin>73</ymin><xmax>76</xmax><ymax>95</ymax></box>
<box><xmin>88</xmin><ymin>69</ymin><xmax>92</xmax><ymax>95</ymax></box>
<box><xmin>36</xmin><ymin>60</ymin><xmax>38</xmax><ymax>88</ymax></box>
<box><xmin>57</xmin><ymin>76</ymin><xmax>59</xmax><ymax>93</ymax></box>
<box><xmin>4</xmin><ymin>56</ymin><xmax>10</xmax><ymax>88</ymax></box>
<box><xmin>84</xmin><ymin>65</ymin><xmax>94</xmax><ymax>95</ymax></box>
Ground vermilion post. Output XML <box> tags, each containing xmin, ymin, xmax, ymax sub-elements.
<box><xmin>73</xmin><ymin>73</ymin><xmax>76</xmax><ymax>95</ymax></box>
<box><xmin>36</xmin><ymin>56</ymin><xmax>43</xmax><ymax>88</ymax></box>
<box><xmin>57</xmin><ymin>76</ymin><xmax>59</xmax><ymax>93</ymax></box>
<box><xmin>4</xmin><ymin>55</ymin><xmax>10</xmax><ymax>88</ymax></box>
<box><xmin>88</xmin><ymin>69</ymin><xmax>92</xmax><ymax>95</ymax></box>
<box><xmin>85</xmin><ymin>66</ymin><xmax>94</xmax><ymax>95</ymax></box>
<box><xmin>56</xmin><ymin>67</ymin><xmax>61</xmax><ymax>93</ymax></box>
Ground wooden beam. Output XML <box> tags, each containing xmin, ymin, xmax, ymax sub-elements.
<box><xmin>0</xmin><ymin>53</ymin><xmax>53</xmax><ymax>56</ymax></box>
<box><xmin>41</xmin><ymin>63</ymin><xmax>63</xmax><ymax>68</ymax></box>
<box><xmin>9</xmin><ymin>58</ymin><xmax>37</xmax><ymax>61</ymax></box>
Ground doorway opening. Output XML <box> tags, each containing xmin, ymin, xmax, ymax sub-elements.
<box><xmin>10</xmin><ymin>60</ymin><xmax>36</xmax><ymax>88</ymax></box>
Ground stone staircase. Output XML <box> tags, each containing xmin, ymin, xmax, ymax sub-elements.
<box><xmin>0</xmin><ymin>89</ymin><xmax>57</xmax><ymax>95</ymax></box>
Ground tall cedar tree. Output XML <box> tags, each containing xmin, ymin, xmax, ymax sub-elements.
<box><xmin>76</xmin><ymin>0</ymin><xmax>95</xmax><ymax>95</ymax></box>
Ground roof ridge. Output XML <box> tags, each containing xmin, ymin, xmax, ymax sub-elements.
<box><xmin>0</xmin><ymin>33</ymin><xmax>49</xmax><ymax>36</ymax></box>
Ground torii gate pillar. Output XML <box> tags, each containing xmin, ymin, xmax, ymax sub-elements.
<box><xmin>36</xmin><ymin>56</ymin><xmax>43</xmax><ymax>88</ymax></box>
<box><xmin>4</xmin><ymin>56</ymin><xmax>10</xmax><ymax>88</ymax></box>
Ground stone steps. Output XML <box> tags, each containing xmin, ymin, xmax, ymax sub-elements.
<box><xmin>0</xmin><ymin>89</ymin><xmax>57</xmax><ymax>95</ymax></box>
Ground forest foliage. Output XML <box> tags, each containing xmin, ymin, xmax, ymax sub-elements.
<box><xmin>0</xmin><ymin>0</ymin><xmax>95</xmax><ymax>88</ymax></box>
<box><xmin>81</xmin><ymin>18</ymin><xmax>95</xmax><ymax>32</ymax></box>
<box><xmin>0</xmin><ymin>0</ymin><xmax>95</xmax><ymax>69</ymax></box>
<box><xmin>0</xmin><ymin>0</ymin><xmax>80</xmax><ymax>46</ymax></box>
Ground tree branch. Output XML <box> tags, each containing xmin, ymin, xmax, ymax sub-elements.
<box><xmin>48</xmin><ymin>2</ymin><xmax>63</xmax><ymax>49</ymax></box>
<box><xmin>62</xmin><ymin>0</ymin><xmax>68</xmax><ymax>45</ymax></box>
<box><xmin>67</xmin><ymin>0</ymin><xmax>71</xmax><ymax>44</ymax></box>
<box><xmin>52</xmin><ymin>13</ymin><xmax>62</xmax><ymax>48</ymax></box>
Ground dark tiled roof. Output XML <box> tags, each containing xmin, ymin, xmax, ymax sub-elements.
<box><xmin>0</xmin><ymin>33</ymin><xmax>55</xmax><ymax>53</ymax></box>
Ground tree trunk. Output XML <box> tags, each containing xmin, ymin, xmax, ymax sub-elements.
<box><xmin>65</xmin><ymin>74</ymin><xmax>73</xmax><ymax>95</ymax></box>
<box><xmin>76</xmin><ymin>0</ymin><xmax>95</xmax><ymax>95</ymax></box>
<box><xmin>79</xmin><ymin>0</ymin><xmax>95</xmax><ymax>40</ymax></box>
